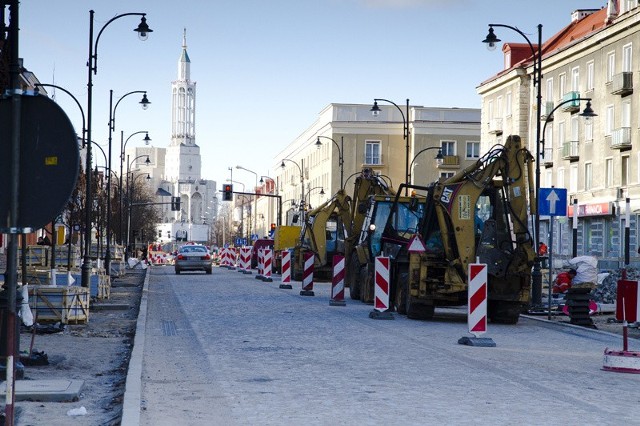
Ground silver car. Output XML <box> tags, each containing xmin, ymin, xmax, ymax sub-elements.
<box><xmin>174</xmin><ymin>244</ymin><xmax>212</xmax><ymax>274</ymax></box>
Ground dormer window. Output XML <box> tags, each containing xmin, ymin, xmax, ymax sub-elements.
<box><xmin>504</xmin><ymin>51</ymin><xmax>511</xmax><ymax>70</ymax></box>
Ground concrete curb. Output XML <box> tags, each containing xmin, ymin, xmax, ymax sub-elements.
<box><xmin>121</xmin><ymin>268</ymin><xmax>150</xmax><ymax>426</ymax></box>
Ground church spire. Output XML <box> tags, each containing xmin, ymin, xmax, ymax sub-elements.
<box><xmin>179</xmin><ymin>28</ymin><xmax>190</xmax><ymax>81</ymax></box>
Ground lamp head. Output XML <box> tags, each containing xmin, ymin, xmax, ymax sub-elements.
<box><xmin>143</xmin><ymin>133</ymin><xmax>151</xmax><ymax>145</ymax></box>
<box><xmin>134</xmin><ymin>15</ymin><xmax>153</xmax><ymax>41</ymax></box>
<box><xmin>140</xmin><ymin>93</ymin><xmax>151</xmax><ymax>110</ymax></box>
<box><xmin>145</xmin><ymin>156</ymin><xmax>151</xmax><ymax>165</ymax></box>
<box><xmin>580</xmin><ymin>100</ymin><xmax>597</xmax><ymax>120</ymax></box>
<box><xmin>370</xmin><ymin>101</ymin><xmax>381</xmax><ymax>117</ymax></box>
<box><xmin>436</xmin><ymin>148</ymin><xmax>444</xmax><ymax>166</ymax></box>
<box><xmin>280</xmin><ymin>161</ymin><xmax>285</xmax><ymax>169</ymax></box>
<box><xmin>146</xmin><ymin>174</ymin><xmax>151</xmax><ymax>180</ymax></box>
<box><xmin>482</xmin><ymin>27</ymin><xmax>500</xmax><ymax>51</ymax></box>
<box><xmin>315</xmin><ymin>137</ymin><xmax>322</xmax><ymax>150</ymax></box>
<box><xmin>320</xmin><ymin>188</ymin><xmax>325</xmax><ymax>196</ymax></box>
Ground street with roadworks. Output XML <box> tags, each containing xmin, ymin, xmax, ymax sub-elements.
<box><xmin>131</xmin><ymin>266</ymin><xmax>640</xmax><ymax>425</ymax></box>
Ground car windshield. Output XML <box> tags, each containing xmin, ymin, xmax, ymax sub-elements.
<box><xmin>180</xmin><ymin>246</ymin><xmax>207</xmax><ymax>253</ymax></box>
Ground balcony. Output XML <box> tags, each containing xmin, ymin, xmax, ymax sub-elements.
<box><xmin>540</xmin><ymin>101</ymin><xmax>554</xmax><ymax>121</ymax></box>
<box><xmin>561</xmin><ymin>92</ymin><xmax>580</xmax><ymax>113</ymax></box>
<box><xmin>437</xmin><ymin>155</ymin><xmax>460</xmax><ymax>169</ymax></box>
<box><xmin>562</xmin><ymin>141</ymin><xmax>579</xmax><ymax>161</ymax></box>
<box><xmin>610</xmin><ymin>127</ymin><xmax>632</xmax><ymax>150</ymax></box>
<box><xmin>611</xmin><ymin>72</ymin><xmax>633</xmax><ymax>96</ymax></box>
<box><xmin>543</xmin><ymin>147</ymin><xmax>554</xmax><ymax>167</ymax></box>
<box><xmin>488</xmin><ymin>118</ymin><xmax>503</xmax><ymax>135</ymax></box>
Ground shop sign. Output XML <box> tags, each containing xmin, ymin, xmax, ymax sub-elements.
<box><xmin>567</xmin><ymin>202</ymin><xmax>614</xmax><ymax>217</ymax></box>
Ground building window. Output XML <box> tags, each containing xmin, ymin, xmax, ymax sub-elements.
<box><xmin>545</xmin><ymin>170</ymin><xmax>553</xmax><ymax>187</ymax></box>
<box><xmin>622</xmin><ymin>99</ymin><xmax>631</xmax><ymax>128</ymax></box>
<box><xmin>559</xmin><ymin>73</ymin><xmax>567</xmax><ymax>97</ymax></box>
<box><xmin>440</xmin><ymin>140</ymin><xmax>456</xmax><ymax>156</ymax></box>
<box><xmin>546</xmin><ymin>78</ymin><xmax>554</xmax><ymax>102</ymax></box>
<box><xmin>571</xmin><ymin>116</ymin><xmax>579</xmax><ymax>141</ymax></box>
<box><xmin>607</xmin><ymin>52</ymin><xmax>615</xmax><ymax>82</ymax></box>
<box><xmin>504</xmin><ymin>51</ymin><xmax>511</xmax><ymax>69</ymax></box>
<box><xmin>440</xmin><ymin>172</ymin><xmax>455</xmax><ymax>180</ymax></box>
<box><xmin>466</xmin><ymin>141</ymin><xmax>480</xmax><ymax>159</ymax></box>
<box><xmin>606</xmin><ymin>105</ymin><xmax>615</xmax><ymax>136</ymax></box>
<box><xmin>570</xmin><ymin>165</ymin><xmax>578</xmax><ymax>193</ymax></box>
<box><xmin>622</xmin><ymin>155</ymin><xmax>630</xmax><ymax>186</ymax></box>
<box><xmin>606</xmin><ymin>158</ymin><xmax>613</xmax><ymax>187</ymax></box>
<box><xmin>506</xmin><ymin>92</ymin><xmax>512</xmax><ymax>116</ymax></box>
<box><xmin>558</xmin><ymin>121</ymin><xmax>566</xmax><ymax>146</ymax></box>
<box><xmin>585</xmin><ymin>162</ymin><xmax>592</xmax><ymax>191</ymax></box>
<box><xmin>585</xmin><ymin>119</ymin><xmax>593</xmax><ymax>141</ymax></box>
<box><xmin>571</xmin><ymin>67</ymin><xmax>580</xmax><ymax>92</ymax></box>
<box><xmin>365</xmin><ymin>141</ymin><xmax>381</xmax><ymax>165</ymax></box>
<box><xmin>586</xmin><ymin>61</ymin><xmax>595</xmax><ymax>91</ymax></box>
<box><xmin>623</xmin><ymin>43</ymin><xmax>633</xmax><ymax>72</ymax></box>
<box><xmin>557</xmin><ymin>167</ymin><xmax>565</xmax><ymax>189</ymax></box>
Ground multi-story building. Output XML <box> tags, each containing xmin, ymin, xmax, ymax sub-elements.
<box><xmin>477</xmin><ymin>1</ymin><xmax>640</xmax><ymax>265</ymax></box>
<box><xmin>255</xmin><ymin>103</ymin><xmax>480</xmax><ymax>236</ymax></box>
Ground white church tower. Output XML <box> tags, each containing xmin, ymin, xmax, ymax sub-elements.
<box><xmin>165</xmin><ymin>29</ymin><xmax>201</xmax><ymax>182</ymax></box>
<box><xmin>133</xmin><ymin>29</ymin><xmax>218</xmax><ymax>245</ymax></box>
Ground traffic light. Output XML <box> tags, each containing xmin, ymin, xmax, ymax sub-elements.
<box><xmin>171</xmin><ymin>196</ymin><xmax>181</xmax><ymax>211</ymax></box>
<box><xmin>223</xmin><ymin>184</ymin><xmax>233</xmax><ymax>201</ymax></box>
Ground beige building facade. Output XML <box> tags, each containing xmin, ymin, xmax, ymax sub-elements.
<box><xmin>249</xmin><ymin>103</ymin><xmax>480</xmax><ymax>238</ymax></box>
<box><xmin>477</xmin><ymin>1</ymin><xmax>640</xmax><ymax>265</ymax></box>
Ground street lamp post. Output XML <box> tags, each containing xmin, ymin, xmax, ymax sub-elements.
<box><xmin>120</xmin><ymin>130</ymin><xmax>151</xmax><ymax>246</ymax></box>
<box><xmin>371</xmin><ymin>98</ymin><xmax>410</xmax><ymax>195</ymax></box>
<box><xmin>305</xmin><ymin>186</ymin><xmax>325</xmax><ymax>209</ymax></box>
<box><xmin>82</xmin><ymin>9</ymin><xmax>152</xmax><ymax>288</ymax></box>
<box><xmin>408</xmin><ymin>147</ymin><xmax>444</xmax><ymax>184</ymax></box>
<box><xmin>315</xmin><ymin>136</ymin><xmax>344</xmax><ymax>189</ymax></box>
<box><xmin>483</xmin><ymin>23</ymin><xmax>543</xmax><ymax>306</ymax></box>
<box><xmin>260</xmin><ymin>175</ymin><xmax>282</xmax><ymax>226</ymax></box>
<box><xmin>105</xmin><ymin>90</ymin><xmax>149</xmax><ymax>275</ymax></box>
<box><xmin>125</xmin><ymin>154</ymin><xmax>151</xmax><ymax>258</ymax></box>
<box><xmin>281</xmin><ymin>158</ymin><xmax>305</xmax><ymax>221</ymax></box>
<box><xmin>236</xmin><ymin>165</ymin><xmax>258</xmax><ymax>241</ymax></box>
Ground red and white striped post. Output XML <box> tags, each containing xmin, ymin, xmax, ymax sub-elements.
<box><xmin>220</xmin><ymin>248</ymin><xmax>228</xmax><ymax>268</ymax></box>
<box><xmin>255</xmin><ymin>248</ymin><xmax>264</xmax><ymax>280</ymax></box>
<box><xmin>300</xmin><ymin>251</ymin><xmax>315</xmax><ymax>296</ymax></box>
<box><xmin>330</xmin><ymin>254</ymin><xmax>346</xmax><ymax>306</ymax></box>
<box><xmin>279</xmin><ymin>250</ymin><xmax>293</xmax><ymax>289</ymax></box>
<box><xmin>369</xmin><ymin>256</ymin><xmax>393</xmax><ymax>319</ymax></box>
<box><xmin>261</xmin><ymin>249</ymin><xmax>273</xmax><ymax>282</ymax></box>
<box><xmin>228</xmin><ymin>247</ymin><xmax>236</xmax><ymax>270</ymax></box>
<box><xmin>458</xmin><ymin>261</ymin><xmax>495</xmax><ymax>347</ymax></box>
<box><xmin>241</xmin><ymin>247</ymin><xmax>252</xmax><ymax>274</ymax></box>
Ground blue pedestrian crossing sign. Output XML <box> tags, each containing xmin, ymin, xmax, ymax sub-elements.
<box><xmin>538</xmin><ymin>188</ymin><xmax>567</xmax><ymax>217</ymax></box>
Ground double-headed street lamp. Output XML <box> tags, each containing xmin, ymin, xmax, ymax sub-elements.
<box><xmin>236</xmin><ymin>165</ymin><xmax>258</xmax><ymax>240</ymax></box>
<box><xmin>82</xmin><ymin>9</ymin><xmax>152</xmax><ymax>288</ymax></box>
<box><xmin>483</xmin><ymin>22</ymin><xmax>544</xmax><ymax>306</ymax></box>
<box><xmin>315</xmin><ymin>136</ymin><xmax>344</xmax><ymax>190</ymax></box>
<box><xmin>305</xmin><ymin>186</ymin><xmax>325</xmax><ymax>209</ymax></box>
<box><xmin>120</xmin><ymin>130</ymin><xmax>151</xmax><ymax>245</ymax></box>
<box><xmin>371</xmin><ymin>98</ymin><xmax>410</xmax><ymax>195</ymax></box>
<box><xmin>409</xmin><ymin>147</ymin><xmax>444</xmax><ymax>184</ymax></box>
<box><xmin>281</xmin><ymin>158</ymin><xmax>305</xmax><ymax>220</ymax></box>
<box><xmin>105</xmin><ymin>90</ymin><xmax>150</xmax><ymax>275</ymax></box>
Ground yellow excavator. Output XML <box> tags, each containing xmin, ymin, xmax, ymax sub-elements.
<box><xmin>350</xmin><ymin>135</ymin><xmax>536</xmax><ymax>324</ymax></box>
<box><xmin>291</xmin><ymin>169</ymin><xmax>394</xmax><ymax>281</ymax></box>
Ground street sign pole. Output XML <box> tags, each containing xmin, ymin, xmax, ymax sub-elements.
<box><xmin>547</xmin><ymin>215</ymin><xmax>554</xmax><ymax>320</ymax></box>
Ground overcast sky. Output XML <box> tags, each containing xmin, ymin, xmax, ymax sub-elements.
<box><xmin>19</xmin><ymin>0</ymin><xmax>605</xmax><ymax>190</ymax></box>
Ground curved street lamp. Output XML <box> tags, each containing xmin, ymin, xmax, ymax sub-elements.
<box><xmin>483</xmin><ymin>22</ymin><xmax>544</xmax><ymax>306</ymax></box>
<box><xmin>236</xmin><ymin>165</ymin><xmax>258</xmax><ymax>240</ymax></box>
<box><xmin>105</xmin><ymin>90</ymin><xmax>149</xmax><ymax>274</ymax></box>
<box><xmin>371</xmin><ymin>98</ymin><xmax>410</xmax><ymax>195</ymax></box>
<box><xmin>315</xmin><ymin>136</ymin><xmax>344</xmax><ymax>189</ymax></box>
<box><xmin>119</xmin><ymin>131</ymin><xmax>150</xmax><ymax>245</ymax></box>
<box><xmin>408</xmin><ymin>147</ymin><xmax>444</xmax><ymax>184</ymax></box>
<box><xmin>281</xmin><ymin>158</ymin><xmax>305</xmax><ymax>220</ymax></box>
<box><xmin>305</xmin><ymin>186</ymin><xmax>325</xmax><ymax>209</ymax></box>
<box><xmin>82</xmin><ymin>9</ymin><xmax>152</xmax><ymax>288</ymax></box>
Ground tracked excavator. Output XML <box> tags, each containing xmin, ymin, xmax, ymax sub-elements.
<box><xmin>350</xmin><ymin>135</ymin><xmax>536</xmax><ymax>324</ymax></box>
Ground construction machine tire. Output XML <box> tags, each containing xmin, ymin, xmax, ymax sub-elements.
<box><xmin>407</xmin><ymin>301</ymin><xmax>435</xmax><ymax>320</ymax></box>
<box><xmin>347</xmin><ymin>253</ymin><xmax>361</xmax><ymax>300</ymax></box>
<box><xmin>488</xmin><ymin>301</ymin><xmax>521</xmax><ymax>324</ymax></box>
<box><xmin>394</xmin><ymin>272</ymin><xmax>408</xmax><ymax>315</ymax></box>
<box><xmin>360</xmin><ymin>262</ymin><xmax>375</xmax><ymax>304</ymax></box>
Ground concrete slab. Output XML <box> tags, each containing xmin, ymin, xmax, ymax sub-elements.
<box><xmin>0</xmin><ymin>379</ymin><xmax>84</xmax><ymax>402</ymax></box>
<box><xmin>91</xmin><ymin>303</ymin><xmax>131</xmax><ymax>311</ymax></box>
